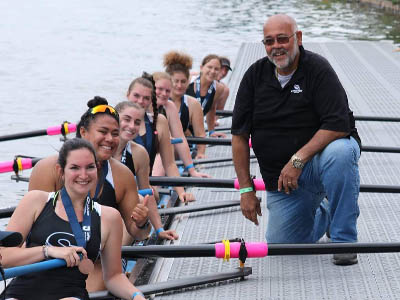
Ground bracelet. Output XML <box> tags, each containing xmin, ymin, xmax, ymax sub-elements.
<box><xmin>42</xmin><ymin>245</ymin><xmax>49</xmax><ymax>259</ymax></box>
<box><xmin>137</xmin><ymin>218</ymin><xmax>150</xmax><ymax>229</ymax></box>
<box><xmin>132</xmin><ymin>291</ymin><xmax>144</xmax><ymax>299</ymax></box>
<box><xmin>208</xmin><ymin>130</ymin><xmax>215</xmax><ymax>136</ymax></box>
<box><xmin>156</xmin><ymin>228</ymin><xmax>165</xmax><ymax>236</ymax></box>
<box><xmin>239</xmin><ymin>187</ymin><xmax>254</xmax><ymax>194</ymax></box>
<box><xmin>184</xmin><ymin>163</ymin><xmax>194</xmax><ymax>171</ymax></box>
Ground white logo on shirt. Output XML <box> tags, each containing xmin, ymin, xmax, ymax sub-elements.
<box><xmin>291</xmin><ymin>84</ymin><xmax>303</xmax><ymax>94</ymax></box>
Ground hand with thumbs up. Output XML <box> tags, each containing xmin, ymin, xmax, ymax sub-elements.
<box><xmin>131</xmin><ymin>194</ymin><xmax>150</xmax><ymax>229</ymax></box>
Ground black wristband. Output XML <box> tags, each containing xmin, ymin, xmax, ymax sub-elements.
<box><xmin>137</xmin><ymin>218</ymin><xmax>150</xmax><ymax>229</ymax></box>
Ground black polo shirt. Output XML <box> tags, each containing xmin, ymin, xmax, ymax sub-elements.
<box><xmin>232</xmin><ymin>46</ymin><xmax>360</xmax><ymax>191</ymax></box>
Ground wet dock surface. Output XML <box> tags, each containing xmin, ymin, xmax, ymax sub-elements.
<box><xmin>149</xmin><ymin>42</ymin><xmax>400</xmax><ymax>300</ymax></box>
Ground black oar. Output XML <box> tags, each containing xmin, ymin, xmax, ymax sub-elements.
<box><xmin>149</xmin><ymin>176</ymin><xmax>400</xmax><ymax>194</ymax></box>
<box><xmin>9</xmin><ymin>174</ymin><xmax>400</xmax><ymax>194</ymax></box>
<box><xmin>186</xmin><ymin>137</ymin><xmax>400</xmax><ymax>154</ymax></box>
<box><xmin>216</xmin><ymin>110</ymin><xmax>400</xmax><ymax>122</ymax></box>
<box><xmin>176</xmin><ymin>155</ymin><xmax>257</xmax><ymax>166</ymax></box>
<box><xmin>158</xmin><ymin>200</ymin><xmax>242</xmax><ymax>216</ymax></box>
<box><xmin>0</xmin><ymin>122</ymin><xmax>76</xmax><ymax>142</ymax></box>
<box><xmin>121</xmin><ymin>242</ymin><xmax>400</xmax><ymax>259</ymax></box>
<box><xmin>89</xmin><ymin>267</ymin><xmax>252</xmax><ymax>299</ymax></box>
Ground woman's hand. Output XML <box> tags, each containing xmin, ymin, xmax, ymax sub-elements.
<box><xmin>158</xmin><ymin>229</ymin><xmax>179</xmax><ymax>240</ymax></box>
<box><xmin>188</xmin><ymin>169</ymin><xmax>211</xmax><ymax>178</ymax></box>
<box><xmin>47</xmin><ymin>246</ymin><xmax>87</xmax><ymax>267</ymax></box>
<box><xmin>210</xmin><ymin>131</ymin><xmax>227</xmax><ymax>138</ymax></box>
<box><xmin>178</xmin><ymin>192</ymin><xmax>195</xmax><ymax>203</ymax></box>
<box><xmin>195</xmin><ymin>153</ymin><xmax>206</xmax><ymax>160</ymax></box>
<box><xmin>131</xmin><ymin>195</ymin><xmax>150</xmax><ymax>228</ymax></box>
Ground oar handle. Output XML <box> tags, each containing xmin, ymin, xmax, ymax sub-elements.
<box><xmin>0</xmin><ymin>158</ymin><xmax>33</xmax><ymax>174</ymax></box>
<box><xmin>46</xmin><ymin>123</ymin><xmax>77</xmax><ymax>136</ymax></box>
<box><xmin>171</xmin><ymin>138</ymin><xmax>183</xmax><ymax>144</ymax></box>
<box><xmin>215</xmin><ymin>242</ymin><xmax>268</xmax><ymax>258</ymax></box>
<box><xmin>138</xmin><ymin>188</ymin><xmax>153</xmax><ymax>196</ymax></box>
<box><xmin>234</xmin><ymin>178</ymin><xmax>265</xmax><ymax>191</ymax></box>
<box><xmin>2</xmin><ymin>258</ymin><xmax>66</xmax><ymax>280</ymax></box>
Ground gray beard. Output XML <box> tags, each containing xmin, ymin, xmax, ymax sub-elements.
<box><xmin>267</xmin><ymin>45</ymin><xmax>299</xmax><ymax>71</ymax></box>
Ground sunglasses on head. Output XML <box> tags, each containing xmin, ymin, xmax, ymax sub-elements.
<box><xmin>261</xmin><ymin>32</ymin><xmax>297</xmax><ymax>46</ymax></box>
<box><xmin>89</xmin><ymin>105</ymin><xmax>119</xmax><ymax>118</ymax></box>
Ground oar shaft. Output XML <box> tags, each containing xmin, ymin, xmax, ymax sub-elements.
<box><xmin>158</xmin><ymin>200</ymin><xmax>241</xmax><ymax>216</ymax></box>
<box><xmin>149</xmin><ymin>176</ymin><xmax>235</xmax><ymax>188</ymax></box>
<box><xmin>0</xmin><ymin>189</ymin><xmax>153</xmax><ymax>219</ymax></box>
<box><xmin>186</xmin><ymin>137</ymin><xmax>400</xmax><ymax>154</ymax></box>
<box><xmin>186</xmin><ymin>137</ymin><xmax>231</xmax><ymax>145</ymax></box>
<box><xmin>267</xmin><ymin>242</ymin><xmax>400</xmax><ymax>255</ymax></box>
<box><xmin>2</xmin><ymin>258</ymin><xmax>66</xmax><ymax>280</ymax></box>
<box><xmin>122</xmin><ymin>244</ymin><xmax>215</xmax><ymax>258</ymax></box>
<box><xmin>216</xmin><ymin>110</ymin><xmax>400</xmax><ymax>123</ymax></box>
<box><xmin>176</xmin><ymin>155</ymin><xmax>257</xmax><ymax>166</ymax></box>
<box><xmin>0</xmin><ymin>129</ymin><xmax>47</xmax><ymax>142</ymax></box>
<box><xmin>0</xmin><ymin>123</ymin><xmax>76</xmax><ymax>142</ymax></box>
<box><xmin>355</xmin><ymin>115</ymin><xmax>400</xmax><ymax>122</ymax></box>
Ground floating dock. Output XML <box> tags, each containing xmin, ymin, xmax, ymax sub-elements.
<box><xmin>140</xmin><ymin>41</ymin><xmax>400</xmax><ymax>300</ymax></box>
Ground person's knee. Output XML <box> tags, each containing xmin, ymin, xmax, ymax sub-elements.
<box><xmin>321</xmin><ymin>138</ymin><xmax>359</xmax><ymax>168</ymax></box>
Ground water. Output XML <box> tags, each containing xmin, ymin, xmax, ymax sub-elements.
<box><xmin>0</xmin><ymin>0</ymin><xmax>399</xmax><ymax>210</ymax></box>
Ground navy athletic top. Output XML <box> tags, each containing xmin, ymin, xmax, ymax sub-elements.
<box><xmin>134</xmin><ymin>113</ymin><xmax>157</xmax><ymax>172</ymax></box>
<box><xmin>186</xmin><ymin>81</ymin><xmax>216</xmax><ymax>116</ymax></box>
<box><xmin>179</xmin><ymin>95</ymin><xmax>190</xmax><ymax>133</ymax></box>
<box><xmin>4</xmin><ymin>192</ymin><xmax>101</xmax><ymax>300</ymax></box>
<box><xmin>97</xmin><ymin>161</ymin><xmax>118</xmax><ymax>210</ymax></box>
<box><xmin>121</xmin><ymin>142</ymin><xmax>136</xmax><ymax>177</ymax></box>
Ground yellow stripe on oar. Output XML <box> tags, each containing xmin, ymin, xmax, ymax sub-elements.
<box><xmin>222</xmin><ymin>239</ymin><xmax>230</xmax><ymax>262</ymax></box>
<box><xmin>63</xmin><ymin>122</ymin><xmax>69</xmax><ymax>135</ymax></box>
<box><xmin>16</xmin><ymin>157</ymin><xmax>23</xmax><ymax>171</ymax></box>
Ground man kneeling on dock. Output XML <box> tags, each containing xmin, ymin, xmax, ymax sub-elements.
<box><xmin>232</xmin><ymin>14</ymin><xmax>362</xmax><ymax>266</ymax></box>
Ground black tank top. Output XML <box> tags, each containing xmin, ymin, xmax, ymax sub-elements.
<box><xmin>133</xmin><ymin>113</ymin><xmax>157</xmax><ymax>173</ymax></box>
<box><xmin>4</xmin><ymin>192</ymin><xmax>101</xmax><ymax>300</ymax></box>
<box><xmin>97</xmin><ymin>161</ymin><xmax>118</xmax><ymax>209</ymax></box>
<box><xmin>179</xmin><ymin>95</ymin><xmax>190</xmax><ymax>133</ymax></box>
<box><xmin>186</xmin><ymin>81</ymin><xmax>216</xmax><ymax>116</ymax></box>
<box><xmin>121</xmin><ymin>142</ymin><xmax>136</xmax><ymax>177</ymax></box>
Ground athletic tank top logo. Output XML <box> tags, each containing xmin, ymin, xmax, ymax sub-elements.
<box><xmin>46</xmin><ymin>232</ymin><xmax>78</xmax><ymax>247</ymax></box>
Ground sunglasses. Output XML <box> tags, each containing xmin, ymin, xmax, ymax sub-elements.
<box><xmin>90</xmin><ymin>105</ymin><xmax>119</xmax><ymax>118</ymax></box>
<box><xmin>261</xmin><ymin>32</ymin><xmax>297</xmax><ymax>46</ymax></box>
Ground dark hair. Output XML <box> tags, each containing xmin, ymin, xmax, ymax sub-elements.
<box><xmin>76</xmin><ymin>96</ymin><xmax>119</xmax><ymax>138</ymax></box>
<box><xmin>201</xmin><ymin>54</ymin><xmax>221</xmax><ymax>67</ymax></box>
<box><xmin>126</xmin><ymin>75</ymin><xmax>159</xmax><ymax>136</ymax></box>
<box><xmin>163</xmin><ymin>51</ymin><xmax>192</xmax><ymax>79</ymax></box>
<box><xmin>57</xmin><ymin>138</ymin><xmax>97</xmax><ymax>170</ymax></box>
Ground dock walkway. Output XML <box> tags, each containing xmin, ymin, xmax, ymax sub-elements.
<box><xmin>151</xmin><ymin>42</ymin><xmax>400</xmax><ymax>300</ymax></box>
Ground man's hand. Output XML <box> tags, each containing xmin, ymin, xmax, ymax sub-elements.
<box><xmin>278</xmin><ymin>161</ymin><xmax>303</xmax><ymax>194</ymax></box>
<box><xmin>240</xmin><ymin>192</ymin><xmax>262</xmax><ymax>225</ymax></box>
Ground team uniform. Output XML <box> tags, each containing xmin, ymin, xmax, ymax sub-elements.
<box><xmin>4</xmin><ymin>192</ymin><xmax>101</xmax><ymax>300</ymax></box>
<box><xmin>134</xmin><ymin>113</ymin><xmax>157</xmax><ymax>172</ymax></box>
<box><xmin>186</xmin><ymin>79</ymin><xmax>217</xmax><ymax>116</ymax></box>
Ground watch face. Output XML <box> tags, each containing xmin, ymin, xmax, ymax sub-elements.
<box><xmin>292</xmin><ymin>156</ymin><xmax>304</xmax><ymax>169</ymax></box>
<box><xmin>294</xmin><ymin>160</ymin><xmax>302</xmax><ymax>169</ymax></box>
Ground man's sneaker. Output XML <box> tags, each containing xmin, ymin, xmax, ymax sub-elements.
<box><xmin>332</xmin><ymin>253</ymin><xmax>358</xmax><ymax>266</ymax></box>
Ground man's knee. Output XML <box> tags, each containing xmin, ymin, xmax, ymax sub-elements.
<box><xmin>321</xmin><ymin>137</ymin><xmax>360</xmax><ymax>168</ymax></box>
